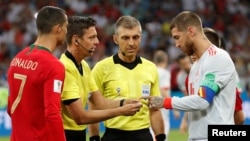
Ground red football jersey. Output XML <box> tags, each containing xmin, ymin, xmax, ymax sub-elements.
<box><xmin>235</xmin><ymin>87</ymin><xmax>243</xmax><ymax>111</ymax></box>
<box><xmin>7</xmin><ymin>45</ymin><xmax>66</xmax><ymax>141</ymax></box>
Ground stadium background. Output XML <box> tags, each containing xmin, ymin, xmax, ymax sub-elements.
<box><xmin>0</xmin><ymin>0</ymin><xmax>250</xmax><ymax>140</ymax></box>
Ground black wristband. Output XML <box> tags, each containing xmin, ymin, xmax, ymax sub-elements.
<box><xmin>120</xmin><ymin>99</ymin><xmax>125</xmax><ymax>107</ymax></box>
<box><xmin>155</xmin><ymin>134</ymin><xmax>166</xmax><ymax>141</ymax></box>
<box><xmin>89</xmin><ymin>135</ymin><xmax>100</xmax><ymax>141</ymax></box>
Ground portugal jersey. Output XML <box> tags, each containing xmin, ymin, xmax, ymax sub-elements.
<box><xmin>7</xmin><ymin>45</ymin><xmax>66</xmax><ymax>141</ymax></box>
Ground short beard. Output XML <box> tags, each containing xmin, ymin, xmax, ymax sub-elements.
<box><xmin>186</xmin><ymin>40</ymin><xmax>194</xmax><ymax>56</ymax></box>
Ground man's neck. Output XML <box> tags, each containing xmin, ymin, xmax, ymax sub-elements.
<box><xmin>34</xmin><ymin>35</ymin><xmax>57</xmax><ymax>53</ymax></box>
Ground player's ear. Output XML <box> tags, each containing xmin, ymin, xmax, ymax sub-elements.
<box><xmin>72</xmin><ymin>35</ymin><xmax>79</xmax><ymax>45</ymax></box>
<box><xmin>187</xmin><ymin>26</ymin><xmax>196</xmax><ymax>37</ymax></box>
<box><xmin>54</xmin><ymin>24</ymin><xmax>62</xmax><ymax>33</ymax></box>
<box><xmin>113</xmin><ymin>34</ymin><xmax>118</xmax><ymax>44</ymax></box>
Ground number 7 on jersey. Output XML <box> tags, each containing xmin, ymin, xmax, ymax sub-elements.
<box><xmin>11</xmin><ymin>73</ymin><xmax>27</xmax><ymax>114</ymax></box>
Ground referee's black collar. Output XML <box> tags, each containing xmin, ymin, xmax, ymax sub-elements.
<box><xmin>113</xmin><ymin>53</ymin><xmax>142</xmax><ymax>70</ymax></box>
<box><xmin>65</xmin><ymin>50</ymin><xmax>83</xmax><ymax>75</ymax></box>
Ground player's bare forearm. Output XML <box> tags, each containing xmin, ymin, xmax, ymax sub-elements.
<box><xmin>150</xmin><ymin>109</ymin><xmax>165</xmax><ymax>135</ymax></box>
<box><xmin>89</xmin><ymin>91</ymin><xmax>120</xmax><ymax>109</ymax></box>
<box><xmin>88</xmin><ymin>123</ymin><xmax>100</xmax><ymax>141</ymax></box>
<box><xmin>141</xmin><ymin>96</ymin><xmax>164</xmax><ymax>109</ymax></box>
<box><xmin>88</xmin><ymin>101</ymin><xmax>100</xmax><ymax>137</ymax></box>
<box><xmin>90</xmin><ymin>91</ymin><xmax>140</xmax><ymax>109</ymax></box>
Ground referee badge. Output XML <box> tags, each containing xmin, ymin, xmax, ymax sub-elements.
<box><xmin>142</xmin><ymin>84</ymin><xmax>150</xmax><ymax>96</ymax></box>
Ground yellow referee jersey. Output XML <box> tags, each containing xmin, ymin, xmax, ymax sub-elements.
<box><xmin>92</xmin><ymin>54</ymin><xmax>161</xmax><ymax>130</ymax></box>
<box><xmin>60</xmin><ymin>53</ymin><xmax>98</xmax><ymax>131</ymax></box>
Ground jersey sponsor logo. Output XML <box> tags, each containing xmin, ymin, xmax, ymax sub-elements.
<box><xmin>53</xmin><ymin>80</ymin><xmax>63</xmax><ymax>93</ymax></box>
<box><xmin>10</xmin><ymin>57</ymin><xmax>38</xmax><ymax>70</ymax></box>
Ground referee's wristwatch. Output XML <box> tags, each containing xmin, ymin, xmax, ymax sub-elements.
<box><xmin>120</xmin><ymin>99</ymin><xmax>125</xmax><ymax>107</ymax></box>
<box><xmin>89</xmin><ymin>135</ymin><xmax>100</xmax><ymax>141</ymax></box>
<box><xmin>155</xmin><ymin>134</ymin><xmax>166</xmax><ymax>141</ymax></box>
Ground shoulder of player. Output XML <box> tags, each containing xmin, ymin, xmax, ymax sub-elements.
<box><xmin>205</xmin><ymin>48</ymin><xmax>232</xmax><ymax>63</ymax></box>
<box><xmin>52</xmin><ymin>59</ymin><xmax>65</xmax><ymax>71</ymax></box>
<box><xmin>39</xmin><ymin>52</ymin><xmax>63</xmax><ymax>68</ymax></box>
<box><xmin>41</xmin><ymin>58</ymin><xmax>65</xmax><ymax>79</ymax></box>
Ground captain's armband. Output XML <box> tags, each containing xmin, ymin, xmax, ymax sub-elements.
<box><xmin>198</xmin><ymin>78</ymin><xmax>220</xmax><ymax>104</ymax></box>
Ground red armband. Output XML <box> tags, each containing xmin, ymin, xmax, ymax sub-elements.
<box><xmin>163</xmin><ymin>97</ymin><xmax>172</xmax><ymax>109</ymax></box>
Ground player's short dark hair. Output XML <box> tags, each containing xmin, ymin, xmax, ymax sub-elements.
<box><xmin>66</xmin><ymin>16</ymin><xmax>96</xmax><ymax>44</ymax></box>
<box><xmin>36</xmin><ymin>6</ymin><xmax>66</xmax><ymax>34</ymax></box>
<box><xmin>170</xmin><ymin>11</ymin><xmax>203</xmax><ymax>32</ymax></box>
<box><xmin>203</xmin><ymin>27</ymin><xmax>226</xmax><ymax>50</ymax></box>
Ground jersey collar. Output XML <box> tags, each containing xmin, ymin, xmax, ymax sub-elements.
<box><xmin>65</xmin><ymin>50</ymin><xmax>83</xmax><ymax>75</ymax></box>
<box><xmin>113</xmin><ymin>53</ymin><xmax>142</xmax><ymax>70</ymax></box>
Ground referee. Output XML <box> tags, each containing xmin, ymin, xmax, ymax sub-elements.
<box><xmin>91</xmin><ymin>16</ymin><xmax>166</xmax><ymax>141</ymax></box>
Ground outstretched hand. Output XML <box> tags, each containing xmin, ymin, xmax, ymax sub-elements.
<box><xmin>140</xmin><ymin>96</ymin><xmax>164</xmax><ymax>110</ymax></box>
<box><xmin>121</xmin><ymin>101</ymin><xmax>142</xmax><ymax>116</ymax></box>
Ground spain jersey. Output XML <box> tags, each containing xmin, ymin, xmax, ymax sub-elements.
<box><xmin>185</xmin><ymin>45</ymin><xmax>236</xmax><ymax>139</ymax></box>
<box><xmin>92</xmin><ymin>54</ymin><xmax>161</xmax><ymax>130</ymax></box>
<box><xmin>7</xmin><ymin>45</ymin><xmax>65</xmax><ymax>141</ymax></box>
<box><xmin>60</xmin><ymin>53</ymin><xmax>98</xmax><ymax>131</ymax></box>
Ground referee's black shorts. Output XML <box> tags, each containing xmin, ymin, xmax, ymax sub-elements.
<box><xmin>101</xmin><ymin>127</ymin><xmax>153</xmax><ymax>141</ymax></box>
<box><xmin>64</xmin><ymin>129</ymin><xmax>86</xmax><ymax>141</ymax></box>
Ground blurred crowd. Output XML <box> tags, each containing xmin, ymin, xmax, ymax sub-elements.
<box><xmin>0</xmin><ymin>0</ymin><xmax>250</xmax><ymax>90</ymax></box>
